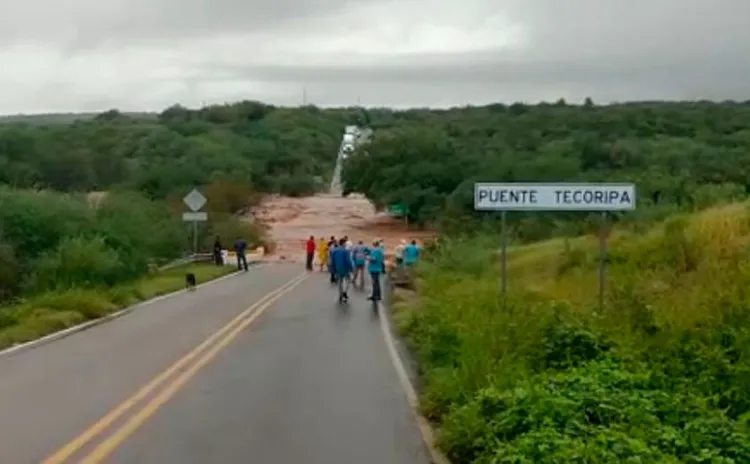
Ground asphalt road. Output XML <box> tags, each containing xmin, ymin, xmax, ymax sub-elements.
<box><xmin>0</xmin><ymin>263</ymin><xmax>430</xmax><ymax>464</ymax></box>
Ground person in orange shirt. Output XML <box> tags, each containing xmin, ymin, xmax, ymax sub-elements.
<box><xmin>317</xmin><ymin>237</ymin><xmax>329</xmax><ymax>272</ymax></box>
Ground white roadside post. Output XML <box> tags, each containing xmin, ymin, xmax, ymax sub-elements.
<box><xmin>182</xmin><ymin>188</ymin><xmax>208</xmax><ymax>255</ymax></box>
<box><xmin>474</xmin><ymin>182</ymin><xmax>636</xmax><ymax>311</ymax></box>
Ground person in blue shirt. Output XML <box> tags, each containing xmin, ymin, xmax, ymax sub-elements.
<box><xmin>327</xmin><ymin>236</ymin><xmax>338</xmax><ymax>284</ymax></box>
<box><xmin>235</xmin><ymin>237</ymin><xmax>248</xmax><ymax>272</ymax></box>
<box><xmin>403</xmin><ymin>240</ymin><xmax>421</xmax><ymax>266</ymax></box>
<box><xmin>330</xmin><ymin>238</ymin><xmax>353</xmax><ymax>302</ymax></box>
<box><xmin>351</xmin><ymin>240</ymin><xmax>369</xmax><ymax>288</ymax></box>
<box><xmin>367</xmin><ymin>240</ymin><xmax>385</xmax><ymax>302</ymax></box>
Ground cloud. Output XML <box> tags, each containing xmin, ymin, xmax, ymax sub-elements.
<box><xmin>0</xmin><ymin>0</ymin><xmax>748</xmax><ymax>113</ymax></box>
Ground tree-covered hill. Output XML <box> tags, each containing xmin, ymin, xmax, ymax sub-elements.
<box><xmin>0</xmin><ymin>102</ymin><xmax>370</xmax><ymax>199</ymax></box>
<box><xmin>5</xmin><ymin>99</ymin><xmax>750</xmax><ymax>237</ymax></box>
<box><xmin>342</xmin><ymin>100</ymin><xmax>750</xmax><ymax>240</ymax></box>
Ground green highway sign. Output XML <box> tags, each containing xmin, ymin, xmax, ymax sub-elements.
<box><xmin>388</xmin><ymin>204</ymin><xmax>409</xmax><ymax>217</ymax></box>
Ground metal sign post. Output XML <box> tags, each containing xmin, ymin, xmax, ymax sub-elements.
<box><xmin>500</xmin><ymin>210</ymin><xmax>508</xmax><ymax>310</ymax></box>
<box><xmin>474</xmin><ymin>182</ymin><xmax>636</xmax><ymax>310</ymax></box>
<box><xmin>182</xmin><ymin>189</ymin><xmax>208</xmax><ymax>255</ymax></box>
<box><xmin>598</xmin><ymin>211</ymin><xmax>609</xmax><ymax>311</ymax></box>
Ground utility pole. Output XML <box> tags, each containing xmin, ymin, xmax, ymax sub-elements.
<box><xmin>302</xmin><ymin>87</ymin><xmax>307</xmax><ymax>106</ymax></box>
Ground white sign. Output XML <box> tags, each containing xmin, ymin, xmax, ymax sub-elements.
<box><xmin>182</xmin><ymin>212</ymin><xmax>208</xmax><ymax>221</ymax></box>
<box><xmin>474</xmin><ymin>183</ymin><xmax>636</xmax><ymax>211</ymax></box>
<box><xmin>182</xmin><ymin>188</ymin><xmax>207</xmax><ymax>212</ymax></box>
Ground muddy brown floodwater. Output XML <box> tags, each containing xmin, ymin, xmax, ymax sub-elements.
<box><xmin>249</xmin><ymin>193</ymin><xmax>436</xmax><ymax>263</ymax></box>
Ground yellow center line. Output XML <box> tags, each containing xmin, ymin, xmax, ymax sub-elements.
<box><xmin>79</xmin><ymin>273</ymin><xmax>309</xmax><ymax>463</ymax></box>
<box><xmin>42</xmin><ymin>271</ymin><xmax>309</xmax><ymax>464</ymax></box>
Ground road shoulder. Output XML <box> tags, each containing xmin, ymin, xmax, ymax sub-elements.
<box><xmin>0</xmin><ymin>264</ymin><xmax>248</xmax><ymax>359</ymax></box>
<box><xmin>381</xmin><ymin>278</ymin><xmax>452</xmax><ymax>464</ymax></box>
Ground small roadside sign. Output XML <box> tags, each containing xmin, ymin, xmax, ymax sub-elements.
<box><xmin>182</xmin><ymin>188</ymin><xmax>208</xmax><ymax>254</ymax></box>
<box><xmin>474</xmin><ymin>182</ymin><xmax>637</xmax><ymax>312</ymax></box>
<box><xmin>183</xmin><ymin>188</ymin><xmax>207</xmax><ymax>212</ymax></box>
<box><xmin>182</xmin><ymin>212</ymin><xmax>208</xmax><ymax>221</ymax></box>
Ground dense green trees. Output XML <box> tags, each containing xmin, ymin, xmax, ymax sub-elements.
<box><xmin>0</xmin><ymin>189</ymin><xmax>182</xmax><ymax>299</ymax></box>
<box><xmin>8</xmin><ymin>99</ymin><xmax>748</xmax><ymax>236</ymax></box>
<box><xmin>342</xmin><ymin>101</ymin><xmax>750</xmax><ymax>239</ymax></box>
<box><xmin>0</xmin><ymin>101</ymin><xmax>370</xmax><ymax>199</ymax></box>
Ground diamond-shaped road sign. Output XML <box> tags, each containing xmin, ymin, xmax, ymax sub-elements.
<box><xmin>182</xmin><ymin>188</ymin><xmax>207</xmax><ymax>212</ymax></box>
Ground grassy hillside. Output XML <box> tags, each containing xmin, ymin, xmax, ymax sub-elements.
<box><xmin>394</xmin><ymin>202</ymin><xmax>750</xmax><ymax>462</ymax></box>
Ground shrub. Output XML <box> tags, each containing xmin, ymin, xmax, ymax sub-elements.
<box><xmin>0</xmin><ymin>187</ymin><xmax>188</xmax><ymax>302</ymax></box>
<box><xmin>94</xmin><ymin>190</ymin><xmax>185</xmax><ymax>272</ymax></box>
<box><xmin>0</xmin><ymin>242</ymin><xmax>20</xmax><ymax>299</ymax></box>
<box><xmin>0</xmin><ymin>187</ymin><xmax>92</xmax><ymax>259</ymax></box>
<box><xmin>32</xmin><ymin>236</ymin><xmax>125</xmax><ymax>291</ymax></box>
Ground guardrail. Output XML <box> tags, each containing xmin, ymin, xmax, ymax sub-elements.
<box><xmin>157</xmin><ymin>249</ymin><xmax>266</xmax><ymax>271</ymax></box>
<box><xmin>157</xmin><ymin>253</ymin><xmax>215</xmax><ymax>271</ymax></box>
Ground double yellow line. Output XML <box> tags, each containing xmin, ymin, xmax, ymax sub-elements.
<box><xmin>42</xmin><ymin>272</ymin><xmax>310</xmax><ymax>464</ymax></box>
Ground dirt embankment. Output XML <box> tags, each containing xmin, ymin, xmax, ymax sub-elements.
<box><xmin>247</xmin><ymin>193</ymin><xmax>436</xmax><ymax>262</ymax></box>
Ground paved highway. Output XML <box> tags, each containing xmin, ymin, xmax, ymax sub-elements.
<box><xmin>0</xmin><ymin>263</ymin><xmax>431</xmax><ymax>464</ymax></box>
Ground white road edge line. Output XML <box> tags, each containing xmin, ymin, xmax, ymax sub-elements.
<box><xmin>0</xmin><ymin>263</ymin><xmax>268</xmax><ymax>359</ymax></box>
<box><xmin>378</xmin><ymin>285</ymin><xmax>452</xmax><ymax>464</ymax></box>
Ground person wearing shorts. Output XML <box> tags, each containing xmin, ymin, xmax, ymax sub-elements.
<box><xmin>351</xmin><ymin>240</ymin><xmax>368</xmax><ymax>288</ymax></box>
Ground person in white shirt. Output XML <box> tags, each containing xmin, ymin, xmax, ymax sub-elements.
<box><xmin>395</xmin><ymin>239</ymin><xmax>407</xmax><ymax>268</ymax></box>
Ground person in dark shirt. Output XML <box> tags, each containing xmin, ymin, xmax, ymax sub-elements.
<box><xmin>235</xmin><ymin>237</ymin><xmax>248</xmax><ymax>272</ymax></box>
<box><xmin>213</xmin><ymin>236</ymin><xmax>223</xmax><ymax>266</ymax></box>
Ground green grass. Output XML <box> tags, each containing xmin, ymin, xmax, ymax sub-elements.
<box><xmin>0</xmin><ymin>263</ymin><xmax>235</xmax><ymax>349</ymax></box>
<box><xmin>395</xmin><ymin>203</ymin><xmax>750</xmax><ymax>463</ymax></box>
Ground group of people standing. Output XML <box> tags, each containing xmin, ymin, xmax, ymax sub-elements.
<box><xmin>305</xmin><ymin>236</ymin><xmax>386</xmax><ymax>303</ymax></box>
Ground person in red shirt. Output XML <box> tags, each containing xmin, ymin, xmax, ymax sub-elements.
<box><xmin>305</xmin><ymin>236</ymin><xmax>316</xmax><ymax>271</ymax></box>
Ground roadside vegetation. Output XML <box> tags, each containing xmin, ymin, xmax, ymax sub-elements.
<box><xmin>393</xmin><ymin>203</ymin><xmax>750</xmax><ymax>462</ymax></box>
<box><xmin>0</xmin><ymin>263</ymin><xmax>233</xmax><ymax>349</ymax></box>
<box><xmin>0</xmin><ymin>187</ymin><xmax>260</xmax><ymax>347</ymax></box>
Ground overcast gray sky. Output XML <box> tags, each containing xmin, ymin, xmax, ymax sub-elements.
<box><xmin>0</xmin><ymin>0</ymin><xmax>748</xmax><ymax>113</ymax></box>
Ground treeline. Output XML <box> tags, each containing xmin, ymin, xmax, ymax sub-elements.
<box><xmin>7</xmin><ymin>99</ymin><xmax>750</xmax><ymax>243</ymax></box>
<box><xmin>342</xmin><ymin>100</ymin><xmax>750</xmax><ymax>240</ymax></box>
<box><xmin>0</xmin><ymin>101</ymin><xmax>371</xmax><ymax>199</ymax></box>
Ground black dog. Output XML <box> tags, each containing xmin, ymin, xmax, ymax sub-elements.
<box><xmin>185</xmin><ymin>272</ymin><xmax>197</xmax><ymax>291</ymax></box>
